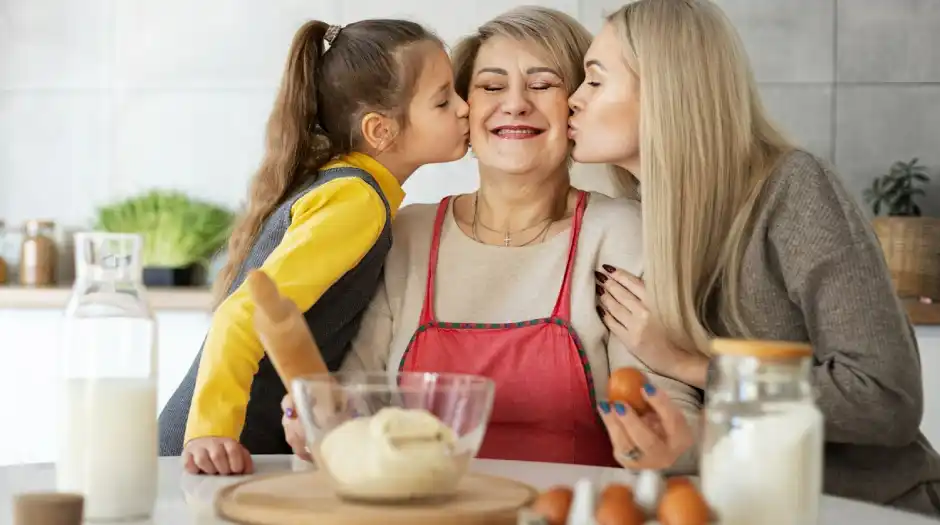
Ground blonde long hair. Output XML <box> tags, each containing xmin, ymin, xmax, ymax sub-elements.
<box><xmin>607</xmin><ymin>0</ymin><xmax>794</xmax><ymax>354</ymax></box>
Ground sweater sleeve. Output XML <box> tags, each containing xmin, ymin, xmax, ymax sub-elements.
<box><xmin>184</xmin><ymin>177</ymin><xmax>387</xmax><ymax>443</ymax></box>
<box><xmin>341</xmin><ymin>282</ymin><xmax>394</xmax><ymax>372</ymax></box>
<box><xmin>765</xmin><ymin>152</ymin><xmax>923</xmax><ymax>447</ymax></box>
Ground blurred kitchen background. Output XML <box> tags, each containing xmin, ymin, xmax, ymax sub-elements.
<box><xmin>0</xmin><ymin>0</ymin><xmax>938</xmax><ymax>465</ymax></box>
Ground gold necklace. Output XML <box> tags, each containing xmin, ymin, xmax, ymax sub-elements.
<box><xmin>471</xmin><ymin>194</ymin><xmax>556</xmax><ymax>247</ymax></box>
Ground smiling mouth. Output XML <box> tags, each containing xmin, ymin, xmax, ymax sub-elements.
<box><xmin>490</xmin><ymin>125</ymin><xmax>544</xmax><ymax>139</ymax></box>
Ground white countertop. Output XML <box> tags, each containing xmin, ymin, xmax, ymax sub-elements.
<box><xmin>0</xmin><ymin>456</ymin><xmax>936</xmax><ymax>524</ymax></box>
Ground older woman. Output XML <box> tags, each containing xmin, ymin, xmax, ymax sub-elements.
<box><xmin>568</xmin><ymin>0</ymin><xmax>940</xmax><ymax>516</ymax></box>
<box><xmin>283</xmin><ymin>6</ymin><xmax>700</xmax><ymax>471</ymax></box>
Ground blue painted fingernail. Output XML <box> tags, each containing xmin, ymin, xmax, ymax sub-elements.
<box><xmin>643</xmin><ymin>383</ymin><xmax>656</xmax><ymax>395</ymax></box>
<box><xmin>285</xmin><ymin>407</ymin><xmax>295</xmax><ymax>418</ymax></box>
<box><xmin>598</xmin><ymin>401</ymin><xmax>611</xmax><ymax>414</ymax></box>
<box><xmin>614</xmin><ymin>402</ymin><xmax>627</xmax><ymax>415</ymax></box>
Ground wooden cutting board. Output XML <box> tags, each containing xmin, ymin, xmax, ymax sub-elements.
<box><xmin>215</xmin><ymin>469</ymin><xmax>538</xmax><ymax>525</ymax></box>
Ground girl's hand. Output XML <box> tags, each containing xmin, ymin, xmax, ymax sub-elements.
<box><xmin>183</xmin><ymin>437</ymin><xmax>253</xmax><ymax>476</ymax></box>
<box><xmin>596</xmin><ymin>265</ymin><xmax>709</xmax><ymax>388</ymax></box>
<box><xmin>598</xmin><ymin>383</ymin><xmax>694</xmax><ymax>470</ymax></box>
<box><xmin>282</xmin><ymin>394</ymin><xmax>313</xmax><ymax>462</ymax></box>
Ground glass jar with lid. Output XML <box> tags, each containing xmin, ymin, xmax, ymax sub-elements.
<box><xmin>19</xmin><ymin>219</ymin><xmax>57</xmax><ymax>286</ymax></box>
<box><xmin>57</xmin><ymin>232</ymin><xmax>158</xmax><ymax>521</ymax></box>
<box><xmin>700</xmin><ymin>338</ymin><xmax>823</xmax><ymax>525</ymax></box>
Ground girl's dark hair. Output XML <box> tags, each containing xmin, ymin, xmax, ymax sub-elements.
<box><xmin>214</xmin><ymin>19</ymin><xmax>440</xmax><ymax>305</ymax></box>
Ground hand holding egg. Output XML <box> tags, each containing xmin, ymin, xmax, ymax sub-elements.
<box><xmin>600</xmin><ymin>367</ymin><xmax>694</xmax><ymax>471</ymax></box>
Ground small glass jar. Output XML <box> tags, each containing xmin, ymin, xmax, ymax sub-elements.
<box><xmin>57</xmin><ymin>232</ymin><xmax>158</xmax><ymax>521</ymax></box>
<box><xmin>19</xmin><ymin>219</ymin><xmax>57</xmax><ymax>286</ymax></box>
<box><xmin>700</xmin><ymin>338</ymin><xmax>824</xmax><ymax>525</ymax></box>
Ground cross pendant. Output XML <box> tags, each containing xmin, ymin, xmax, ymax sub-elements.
<box><xmin>503</xmin><ymin>232</ymin><xmax>511</xmax><ymax>246</ymax></box>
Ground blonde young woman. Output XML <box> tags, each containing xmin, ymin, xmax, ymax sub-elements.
<box><xmin>567</xmin><ymin>0</ymin><xmax>940</xmax><ymax>516</ymax></box>
<box><xmin>280</xmin><ymin>6</ymin><xmax>701</xmax><ymax>472</ymax></box>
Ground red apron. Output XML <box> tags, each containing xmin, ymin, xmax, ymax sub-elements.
<box><xmin>398</xmin><ymin>192</ymin><xmax>617</xmax><ymax>467</ymax></box>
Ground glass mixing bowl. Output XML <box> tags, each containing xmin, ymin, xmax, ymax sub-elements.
<box><xmin>291</xmin><ymin>371</ymin><xmax>496</xmax><ymax>503</ymax></box>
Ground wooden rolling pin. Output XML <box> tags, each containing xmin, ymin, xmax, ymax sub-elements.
<box><xmin>246</xmin><ymin>270</ymin><xmax>329</xmax><ymax>392</ymax></box>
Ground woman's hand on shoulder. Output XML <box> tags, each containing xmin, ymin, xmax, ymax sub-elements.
<box><xmin>596</xmin><ymin>265</ymin><xmax>708</xmax><ymax>388</ymax></box>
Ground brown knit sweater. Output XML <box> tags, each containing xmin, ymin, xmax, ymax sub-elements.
<box><xmin>714</xmin><ymin>150</ymin><xmax>940</xmax><ymax>514</ymax></box>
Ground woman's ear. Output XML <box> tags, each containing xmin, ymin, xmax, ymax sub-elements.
<box><xmin>360</xmin><ymin>112</ymin><xmax>399</xmax><ymax>153</ymax></box>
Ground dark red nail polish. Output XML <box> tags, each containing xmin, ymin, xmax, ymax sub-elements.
<box><xmin>602</xmin><ymin>264</ymin><xmax>616</xmax><ymax>273</ymax></box>
<box><xmin>596</xmin><ymin>284</ymin><xmax>604</xmax><ymax>296</ymax></box>
<box><xmin>596</xmin><ymin>306</ymin><xmax>605</xmax><ymax>317</ymax></box>
<box><xmin>594</xmin><ymin>271</ymin><xmax>608</xmax><ymax>283</ymax></box>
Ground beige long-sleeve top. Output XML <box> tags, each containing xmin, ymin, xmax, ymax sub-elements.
<box><xmin>342</xmin><ymin>191</ymin><xmax>702</xmax><ymax>473</ymax></box>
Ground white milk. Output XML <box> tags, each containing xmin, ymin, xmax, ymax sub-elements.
<box><xmin>56</xmin><ymin>377</ymin><xmax>158</xmax><ymax>521</ymax></box>
<box><xmin>701</xmin><ymin>403</ymin><xmax>823</xmax><ymax>525</ymax></box>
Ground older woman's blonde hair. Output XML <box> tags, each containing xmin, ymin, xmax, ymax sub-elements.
<box><xmin>451</xmin><ymin>6</ymin><xmax>592</xmax><ymax>100</ymax></box>
<box><xmin>607</xmin><ymin>0</ymin><xmax>795</xmax><ymax>355</ymax></box>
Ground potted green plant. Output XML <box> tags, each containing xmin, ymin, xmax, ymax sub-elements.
<box><xmin>94</xmin><ymin>190</ymin><xmax>235</xmax><ymax>287</ymax></box>
<box><xmin>864</xmin><ymin>158</ymin><xmax>940</xmax><ymax>298</ymax></box>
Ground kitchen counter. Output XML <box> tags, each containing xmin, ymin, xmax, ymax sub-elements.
<box><xmin>0</xmin><ymin>285</ymin><xmax>213</xmax><ymax>311</ymax></box>
<box><xmin>0</xmin><ymin>456</ymin><xmax>935</xmax><ymax>524</ymax></box>
<box><xmin>903</xmin><ymin>298</ymin><xmax>940</xmax><ymax>326</ymax></box>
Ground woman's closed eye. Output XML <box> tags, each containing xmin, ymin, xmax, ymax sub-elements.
<box><xmin>530</xmin><ymin>82</ymin><xmax>558</xmax><ymax>91</ymax></box>
<box><xmin>476</xmin><ymin>82</ymin><xmax>559</xmax><ymax>92</ymax></box>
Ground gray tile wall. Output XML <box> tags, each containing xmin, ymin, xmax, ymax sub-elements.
<box><xmin>713</xmin><ymin>0</ymin><xmax>940</xmax><ymax>215</ymax></box>
<box><xmin>1</xmin><ymin>0</ymin><xmax>938</xmax><ymax>234</ymax></box>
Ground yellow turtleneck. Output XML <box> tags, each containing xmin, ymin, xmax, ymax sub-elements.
<box><xmin>184</xmin><ymin>153</ymin><xmax>405</xmax><ymax>444</ymax></box>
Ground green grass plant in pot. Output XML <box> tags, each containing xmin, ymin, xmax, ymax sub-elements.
<box><xmin>95</xmin><ymin>190</ymin><xmax>235</xmax><ymax>287</ymax></box>
<box><xmin>864</xmin><ymin>158</ymin><xmax>940</xmax><ymax>298</ymax></box>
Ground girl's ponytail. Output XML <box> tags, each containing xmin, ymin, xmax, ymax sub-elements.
<box><xmin>214</xmin><ymin>18</ymin><xmax>439</xmax><ymax>307</ymax></box>
<box><xmin>213</xmin><ymin>21</ymin><xmax>333</xmax><ymax>305</ymax></box>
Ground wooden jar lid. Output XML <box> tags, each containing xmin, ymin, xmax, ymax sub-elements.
<box><xmin>710</xmin><ymin>338</ymin><xmax>812</xmax><ymax>359</ymax></box>
<box><xmin>13</xmin><ymin>493</ymin><xmax>84</xmax><ymax>525</ymax></box>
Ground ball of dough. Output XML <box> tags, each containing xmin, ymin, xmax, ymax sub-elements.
<box><xmin>319</xmin><ymin>407</ymin><xmax>462</xmax><ymax>501</ymax></box>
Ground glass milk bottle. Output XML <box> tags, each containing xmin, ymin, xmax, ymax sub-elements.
<box><xmin>57</xmin><ymin>233</ymin><xmax>158</xmax><ymax>521</ymax></box>
<box><xmin>700</xmin><ymin>338</ymin><xmax>824</xmax><ymax>525</ymax></box>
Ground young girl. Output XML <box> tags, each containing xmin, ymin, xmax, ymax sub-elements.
<box><xmin>157</xmin><ymin>18</ymin><xmax>470</xmax><ymax>475</ymax></box>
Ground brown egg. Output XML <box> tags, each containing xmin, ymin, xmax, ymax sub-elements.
<box><xmin>658</xmin><ymin>482</ymin><xmax>711</xmax><ymax>525</ymax></box>
<box><xmin>531</xmin><ymin>486</ymin><xmax>574</xmax><ymax>525</ymax></box>
<box><xmin>607</xmin><ymin>367</ymin><xmax>651</xmax><ymax>415</ymax></box>
<box><xmin>595</xmin><ymin>484</ymin><xmax>645</xmax><ymax>525</ymax></box>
